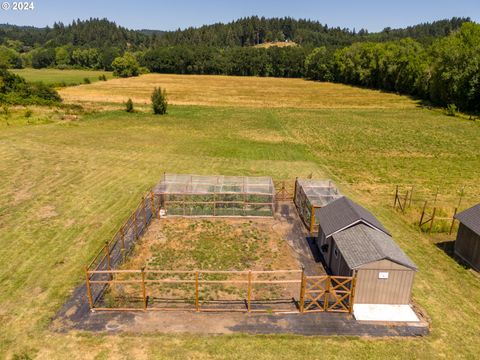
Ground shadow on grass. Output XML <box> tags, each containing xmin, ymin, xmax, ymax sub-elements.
<box><xmin>435</xmin><ymin>240</ymin><xmax>475</xmax><ymax>271</ymax></box>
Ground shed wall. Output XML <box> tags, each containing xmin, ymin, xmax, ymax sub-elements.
<box><xmin>455</xmin><ymin>223</ymin><xmax>480</xmax><ymax>271</ymax></box>
<box><xmin>354</xmin><ymin>260</ymin><xmax>415</xmax><ymax>304</ymax></box>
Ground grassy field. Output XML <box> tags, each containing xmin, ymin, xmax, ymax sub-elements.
<box><xmin>11</xmin><ymin>68</ymin><xmax>113</xmax><ymax>86</ymax></box>
<box><xmin>1</xmin><ymin>71</ymin><xmax>480</xmax><ymax>359</ymax></box>
<box><xmin>58</xmin><ymin>73</ymin><xmax>415</xmax><ymax>109</ymax></box>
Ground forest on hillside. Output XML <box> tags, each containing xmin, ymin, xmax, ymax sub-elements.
<box><xmin>0</xmin><ymin>16</ymin><xmax>479</xmax><ymax>111</ymax></box>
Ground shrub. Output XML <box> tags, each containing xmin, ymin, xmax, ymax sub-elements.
<box><xmin>0</xmin><ymin>66</ymin><xmax>62</xmax><ymax>105</ymax></box>
<box><xmin>445</xmin><ymin>103</ymin><xmax>458</xmax><ymax>117</ymax></box>
<box><xmin>24</xmin><ymin>108</ymin><xmax>33</xmax><ymax>118</ymax></box>
<box><xmin>125</xmin><ymin>98</ymin><xmax>134</xmax><ymax>113</ymax></box>
<box><xmin>151</xmin><ymin>87</ymin><xmax>168</xmax><ymax>115</ymax></box>
<box><xmin>111</xmin><ymin>53</ymin><xmax>140</xmax><ymax>78</ymax></box>
<box><xmin>98</xmin><ymin>74</ymin><xmax>107</xmax><ymax>81</ymax></box>
<box><xmin>83</xmin><ymin>77</ymin><xmax>91</xmax><ymax>84</ymax></box>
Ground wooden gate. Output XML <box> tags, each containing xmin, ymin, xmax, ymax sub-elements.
<box><xmin>301</xmin><ymin>275</ymin><xmax>356</xmax><ymax>313</ymax></box>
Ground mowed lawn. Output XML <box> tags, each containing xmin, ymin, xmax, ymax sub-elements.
<box><xmin>1</xmin><ymin>73</ymin><xmax>480</xmax><ymax>359</ymax></box>
<box><xmin>11</xmin><ymin>68</ymin><xmax>113</xmax><ymax>86</ymax></box>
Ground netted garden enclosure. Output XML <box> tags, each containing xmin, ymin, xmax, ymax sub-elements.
<box><xmin>294</xmin><ymin>179</ymin><xmax>343</xmax><ymax>232</ymax></box>
<box><xmin>153</xmin><ymin>174</ymin><xmax>275</xmax><ymax>217</ymax></box>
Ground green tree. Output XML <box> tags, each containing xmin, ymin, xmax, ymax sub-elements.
<box><xmin>429</xmin><ymin>22</ymin><xmax>480</xmax><ymax>111</ymax></box>
<box><xmin>111</xmin><ymin>53</ymin><xmax>140</xmax><ymax>77</ymax></box>
<box><xmin>305</xmin><ymin>47</ymin><xmax>334</xmax><ymax>81</ymax></box>
<box><xmin>151</xmin><ymin>87</ymin><xmax>168</xmax><ymax>115</ymax></box>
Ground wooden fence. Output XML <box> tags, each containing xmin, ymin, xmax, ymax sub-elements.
<box><xmin>85</xmin><ymin>268</ymin><xmax>356</xmax><ymax>314</ymax></box>
<box><xmin>84</xmin><ymin>179</ymin><xmax>356</xmax><ymax>314</ymax></box>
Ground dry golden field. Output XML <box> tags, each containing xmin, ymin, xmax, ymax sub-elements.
<box><xmin>59</xmin><ymin>73</ymin><xmax>416</xmax><ymax>109</ymax></box>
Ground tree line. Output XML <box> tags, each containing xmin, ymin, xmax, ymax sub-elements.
<box><xmin>0</xmin><ymin>17</ymin><xmax>478</xmax><ymax>111</ymax></box>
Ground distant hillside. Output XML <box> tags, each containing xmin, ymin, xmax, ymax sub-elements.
<box><xmin>154</xmin><ymin>16</ymin><xmax>471</xmax><ymax>47</ymax></box>
<box><xmin>0</xmin><ymin>16</ymin><xmax>471</xmax><ymax>50</ymax></box>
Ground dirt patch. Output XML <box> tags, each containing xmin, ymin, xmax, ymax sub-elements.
<box><xmin>37</xmin><ymin>205</ymin><xmax>58</xmax><ymax>219</ymax></box>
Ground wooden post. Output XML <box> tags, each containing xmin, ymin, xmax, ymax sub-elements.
<box><xmin>141</xmin><ymin>268</ymin><xmax>147</xmax><ymax>311</ymax></box>
<box><xmin>299</xmin><ymin>268</ymin><xmax>306</xmax><ymax>313</ymax></box>
<box><xmin>309</xmin><ymin>205</ymin><xmax>316</xmax><ymax>234</ymax></box>
<box><xmin>428</xmin><ymin>207</ymin><xmax>437</xmax><ymax>233</ymax></box>
<box><xmin>409</xmin><ymin>186</ymin><xmax>414</xmax><ymax>207</ymax></box>
<box><xmin>394</xmin><ymin>185</ymin><xmax>399</xmax><ymax>208</ymax></box>
<box><xmin>403</xmin><ymin>190</ymin><xmax>409</xmax><ymax>213</ymax></box>
<box><xmin>449</xmin><ymin>208</ymin><xmax>458</xmax><ymax>235</ymax></box>
<box><xmin>85</xmin><ymin>266</ymin><xmax>94</xmax><ymax>310</ymax></box>
<box><xmin>419</xmin><ymin>201</ymin><xmax>427</xmax><ymax>226</ymax></box>
<box><xmin>195</xmin><ymin>271</ymin><xmax>199</xmax><ymax>311</ymax></box>
<box><xmin>349</xmin><ymin>271</ymin><xmax>357</xmax><ymax>314</ymax></box>
<box><xmin>247</xmin><ymin>270</ymin><xmax>252</xmax><ymax>312</ymax></box>
<box><xmin>324</xmin><ymin>276</ymin><xmax>331</xmax><ymax>311</ymax></box>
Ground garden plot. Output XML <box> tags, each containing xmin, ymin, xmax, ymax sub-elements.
<box><xmin>102</xmin><ymin>218</ymin><xmax>303</xmax><ymax>311</ymax></box>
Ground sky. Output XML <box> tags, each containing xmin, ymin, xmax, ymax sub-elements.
<box><xmin>0</xmin><ymin>0</ymin><xmax>478</xmax><ymax>32</ymax></box>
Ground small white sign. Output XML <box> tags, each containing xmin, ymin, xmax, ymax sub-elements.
<box><xmin>378</xmin><ymin>272</ymin><xmax>389</xmax><ymax>279</ymax></box>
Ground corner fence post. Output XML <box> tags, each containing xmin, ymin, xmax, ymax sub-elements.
<box><xmin>299</xmin><ymin>268</ymin><xmax>306</xmax><ymax>313</ymax></box>
<box><xmin>349</xmin><ymin>272</ymin><xmax>357</xmax><ymax>314</ymax></box>
<box><xmin>141</xmin><ymin>267</ymin><xmax>147</xmax><ymax>311</ymax></box>
<box><xmin>85</xmin><ymin>265</ymin><xmax>94</xmax><ymax>310</ymax></box>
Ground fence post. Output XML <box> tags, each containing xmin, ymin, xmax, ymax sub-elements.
<box><xmin>324</xmin><ymin>276</ymin><xmax>331</xmax><ymax>311</ymax></box>
<box><xmin>85</xmin><ymin>266</ymin><xmax>94</xmax><ymax>310</ymax></box>
<box><xmin>419</xmin><ymin>201</ymin><xmax>427</xmax><ymax>226</ymax></box>
<box><xmin>403</xmin><ymin>190</ymin><xmax>409</xmax><ymax>213</ymax></box>
<box><xmin>349</xmin><ymin>272</ymin><xmax>357</xmax><ymax>314</ymax></box>
<box><xmin>195</xmin><ymin>271</ymin><xmax>199</xmax><ymax>311</ymax></box>
<box><xmin>309</xmin><ymin>205</ymin><xmax>316</xmax><ymax>234</ymax></box>
<box><xmin>394</xmin><ymin>185</ymin><xmax>399</xmax><ymax>208</ymax></box>
<box><xmin>428</xmin><ymin>207</ymin><xmax>437</xmax><ymax>233</ymax></box>
<box><xmin>409</xmin><ymin>186</ymin><xmax>414</xmax><ymax>207</ymax></box>
<box><xmin>141</xmin><ymin>267</ymin><xmax>147</xmax><ymax>311</ymax></box>
<box><xmin>299</xmin><ymin>267</ymin><xmax>306</xmax><ymax>313</ymax></box>
<box><xmin>142</xmin><ymin>196</ymin><xmax>148</xmax><ymax>229</ymax></box>
<box><xmin>449</xmin><ymin>208</ymin><xmax>458</xmax><ymax>235</ymax></box>
<box><xmin>247</xmin><ymin>270</ymin><xmax>252</xmax><ymax>313</ymax></box>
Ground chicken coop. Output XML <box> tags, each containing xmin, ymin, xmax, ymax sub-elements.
<box><xmin>153</xmin><ymin>173</ymin><xmax>275</xmax><ymax>217</ymax></box>
<box><xmin>294</xmin><ymin>178</ymin><xmax>342</xmax><ymax>233</ymax></box>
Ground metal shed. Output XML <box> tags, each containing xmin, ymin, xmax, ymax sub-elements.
<box><xmin>316</xmin><ymin>197</ymin><xmax>417</xmax><ymax>305</ymax></box>
<box><xmin>454</xmin><ymin>204</ymin><xmax>480</xmax><ymax>271</ymax></box>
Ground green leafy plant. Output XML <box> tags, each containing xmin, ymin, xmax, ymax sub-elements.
<box><xmin>445</xmin><ymin>103</ymin><xmax>458</xmax><ymax>117</ymax></box>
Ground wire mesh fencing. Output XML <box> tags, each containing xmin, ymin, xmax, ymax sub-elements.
<box><xmin>153</xmin><ymin>174</ymin><xmax>276</xmax><ymax>217</ymax></box>
<box><xmin>294</xmin><ymin>179</ymin><xmax>342</xmax><ymax>233</ymax></box>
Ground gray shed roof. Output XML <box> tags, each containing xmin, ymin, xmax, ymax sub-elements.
<box><xmin>454</xmin><ymin>204</ymin><xmax>480</xmax><ymax>236</ymax></box>
<box><xmin>332</xmin><ymin>224</ymin><xmax>417</xmax><ymax>270</ymax></box>
<box><xmin>317</xmin><ymin>197</ymin><xmax>390</xmax><ymax>237</ymax></box>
